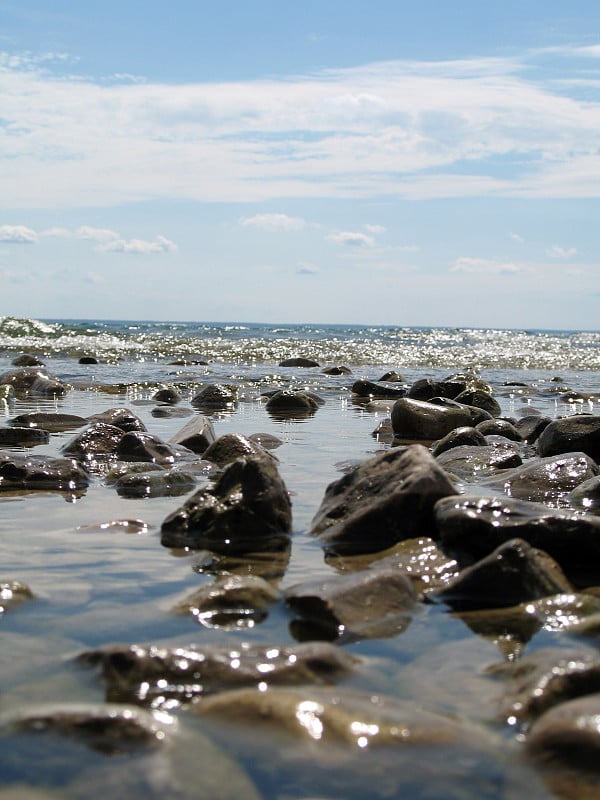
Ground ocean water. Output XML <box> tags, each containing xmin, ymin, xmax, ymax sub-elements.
<box><xmin>0</xmin><ymin>316</ymin><xmax>599</xmax><ymax>799</ymax></box>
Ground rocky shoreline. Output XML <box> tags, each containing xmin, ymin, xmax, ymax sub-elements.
<box><xmin>1</xmin><ymin>358</ymin><xmax>600</xmax><ymax>798</ymax></box>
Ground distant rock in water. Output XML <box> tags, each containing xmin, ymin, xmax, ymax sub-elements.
<box><xmin>279</xmin><ymin>357</ymin><xmax>319</xmax><ymax>367</ymax></box>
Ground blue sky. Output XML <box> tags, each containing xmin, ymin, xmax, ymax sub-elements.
<box><xmin>1</xmin><ymin>0</ymin><xmax>600</xmax><ymax>329</ymax></box>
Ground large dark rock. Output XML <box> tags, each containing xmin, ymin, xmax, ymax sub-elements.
<box><xmin>61</xmin><ymin>422</ymin><xmax>124</xmax><ymax>463</ymax></box>
<box><xmin>0</xmin><ymin>451</ymin><xmax>89</xmax><ymax>491</ymax></box>
<box><xmin>431</xmin><ymin>426</ymin><xmax>487</xmax><ymax>457</ymax></box>
<box><xmin>168</xmin><ymin>414</ymin><xmax>216</xmax><ymax>454</ymax></box>
<box><xmin>285</xmin><ymin>567</ymin><xmax>416</xmax><ymax>639</ymax></box>
<box><xmin>454</xmin><ymin>388</ymin><xmax>501</xmax><ymax>417</ymax></box>
<box><xmin>116</xmin><ymin>430</ymin><xmax>185</xmax><ymax>465</ymax></box>
<box><xmin>391</xmin><ymin>397</ymin><xmax>490</xmax><ymax>441</ymax></box>
<box><xmin>427</xmin><ymin>538</ymin><xmax>572</xmax><ymax>611</ymax></box>
<box><xmin>87</xmin><ymin>407</ymin><xmax>146</xmax><ymax>433</ymax></box>
<box><xmin>351</xmin><ymin>380</ymin><xmax>407</xmax><ymax>399</ymax></box>
<box><xmin>0</xmin><ymin>367</ymin><xmax>68</xmax><ymax>398</ymax></box>
<box><xmin>161</xmin><ymin>455</ymin><xmax>292</xmax><ymax>551</ymax></box>
<box><xmin>435</xmin><ymin>442</ymin><xmax>522</xmax><ymax>480</ymax></box>
<box><xmin>278</xmin><ymin>357</ymin><xmax>319</xmax><ymax>367</ymax></box>
<box><xmin>526</xmin><ymin>694</ymin><xmax>600</xmax><ymax>770</ymax></box>
<box><xmin>537</xmin><ymin>414</ymin><xmax>600</xmax><ymax>462</ymax></box>
<box><xmin>310</xmin><ymin>444</ymin><xmax>458</xmax><ymax>555</ymax></box>
<box><xmin>0</xmin><ymin>426</ymin><xmax>50</xmax><ymax>447</ymax></box>
<box><xmin>191</xmin><ymin>384</ymin><xmax>237</xmax><ymax>410</ymax></box>
<box><xmin>203</xmin><ymin>432</ymin><xmax>272</xmax><ymax>468</ymax></box>
<box><xmin>79</xmin><ymin>640</ymin><xmax>358</xmax><ymax>706</ymax></box>
<box><xmin>435</xmin><ymin>494</ymin><xmax>600</xmax><ymax>574</ymax></box>
<box><xmin>479</xmin><ymin>452</ymin><xmax>598</xmax><ymax>503</ymax></box>
<box><xmin>515</xmin><ymin>415</ymin><xmax>552</xmax><ymax>444</ymax></box>
<box><xmin>8</xmin><ymin>412</ymin><xmax>88</xmax><ymax>432</ymax></box>
<box><xmin>476</xmin><ymin>418</ymin><xmax>522</xmax><ymax>441</ymax></box>
<box><xmin>265</xmin><ymin>390</ymin><xmax>322</xmax><ymax>418</ymax></box>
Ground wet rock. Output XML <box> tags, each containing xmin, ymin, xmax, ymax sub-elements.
<box><xmin>173</xmin><ymin>574</ymin><xmax>280</xmax><ymax>626</ymax></box>
<box><xmin>479</xmin><ymin>451</ymin><xmax>598</xmax><ymax>503</ymax></box>
<box><xmin>0</xmin><ymin>427</ymin><xmax>50</xmax><ymax>447</ymax></box>
<box><xmin>78</xmin><ymin>356</ymin><xmax>98</xmax><ymax>364</ymax></box>
<box><xmin>322</xmin><ymin>365</ymin><xmax>352</xmax><ymax>375</ymax></box>
<box><xmin>265</xmin><ymin>389</ymin><xmax>322</xmax><ymax>418</ymax></box>
<box><xmin>435</xmin><ymin>442</ymin><xmax>522</xmax><ymax>480</ymax></box>
<box><xmin>87</xmin><ymin>407</ymin><xmax>146</xmax><ymax>433</ymax></box>
<box><xmin>391</xmin><ymin>397</ymin><xmax>490</xmax><ymax>441</ymax></box>
<box><xmin>202</xmin><ymin>432</ymin><xmax>271</xmax><ymax>468</ymax></box>
<box><xmin>8</xmin><ymin>412</ymin><xmax>88</xmax><ymax>432</ymax></box>
<box><xmin>191</xmin><ymin>384</ymin><xmax>237</xmax><ymax>410</ymax></box>
<box><xmin>537</xmin><ymin>414</ymin><xmax>600</xmax><ymax>462</ymax></box>
<box><xmin>435</xmin><ymin>495</ymin><xmax>600</xmax><ymax>574</ymax></box>
<box><xmin>407</xmin><ymin>377</ymin><xmax>468</xmax><ymax>401</ymax></box>
<box><xmin>168</xmin><ymin>414</ymin><xmax>216</xmax><ymax>454</ymax></box>
<box><xmin>476</xmin><ymin>418</ymin><xmax>523</xmax><ymax>440</ymax></box>
<box><xmin>160</xmin><ymin>455</ymin><xmax>292</xmax><ymax>552</ymax></box>
<box><xmin>2</xmin><ymin>703</ymin><xmax>171</xmax><ymax>754</ymax></box>
<box><xmin>247</xmin><ymin>432</ymin><xmax>284</xmax><ymax>450</ymax></box>
<box><xmin>427</xmin><ymin>538</ymin><xmax>572</xmax><ymax>611</ymax></box>
<box><xmin>152</xmin><ymin>385</ymin><xmax>181</xmax><ymax>404</ymax></box>
<box><xmin>77</xmin><ymin>519</ymin><xmax>150</xmax><ymax>535</ymax></box>
<box><xmin>0</xmin><ymin>580</ymin><xmax>34</xmax><ymax>613</ymax></box>
<box><xmin>568</xmin><ymin>475</ymin><xmax>600</xmax><ymax>512</ymax></box>
<box><xmin>61</xmin><ymin>422</ymin><xmax>124</xmax><ymax>463</ymax></box>
<box><xmin>526</xmin><ymin>694</ymin><xmax>600</xmax><ymax>772</ymax></box>
<box><xmin>379</xmin><ymin>370</ymin><xmax>404</xmax><ymax>382</ymax></box>
<box><xmin>278</xmin><ymin>357</ymin><xmax>319</xmax><ymax>367</ymax></box>
<box><xmin>454</xmin><ymin>388</ymin><xmax>501</xmax><ymax>417</ymax></box>
<box><xmin>197</xmin><ymin>685</ymin><xmax>491</xmax><ymax>749</ymax></box>
<box><xmin>371</xmin><ymin>417</ymin><xmax>394</xmax><ymax>444</ymax></box>
<box><xmin>151</xmin><ymin>405</ymin><xmax>193</xmax><ymax>419</ymax></box>
<box><xmin>79</xmin><ymin>641</ymin><xmax>358</xmax><ymax>706</ymax></box>
<box><xmin>351</xmin><ymin>379</ymin><xmax>407</xmax><ymax>399</ymax></box>
<box><xmin>516</xmin><ymin>415</ymin><xmax>552</xmax><ymax>444</ymax></box>
<box><xmin>310</xmin><ymin>444</ymin><xmax>458</xmax><ymax>555</ymax></box>
<box><xmin>454</xmin><ymin>593</ymin><xmax>600</xmax><ymax>657</ymax></box>
<box><xmin>114</xmin><ymin>468</ymin><xmax>198</xmax><ymax>498</ymax></box>
<box><xmin>326</xmin><ymin>537</ymin><xmax>459</xmax><ymax>595</ymax></box>
<box><xmin>494</xmin><ymin>646</ymin><xmax>600</xmax><ymax>725</ymax></box>
<box><xmin>116</xmin><ymin>431</ymin><xmax>187</xmax><ymax>465</ymax></box>
<box><xmin>0</xmin><ymin>451</ymin><xmax>89</xmax><ymax>491</ymax></box>
<box><xmin>11</xmin><ymin>354</ymin><xmax>45</xmax><ymax>367</ymax></box>
<box><xmin>0</xmin><ymin>367</ymin><xmax>68</xmax><ymax>398</ymax></box>
<box><xmin>193</xmin><ymin>544</ymin><xmax>292</xmax><ymax>584</ymax></box>
<box><xmin>285</xmin><ymin>567</ymin><xmax>416</xmax><ymax>639</ymax></box>
<box><xmin>431</xmin><ymin>426</ymin><xmax>487</xmax><ymax>457</ymax></box>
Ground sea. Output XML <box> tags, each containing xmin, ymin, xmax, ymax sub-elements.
<box><xmin>0</xmin><ymin>316</ymin><xmax>599</xmax><ymax>799</ymax></box>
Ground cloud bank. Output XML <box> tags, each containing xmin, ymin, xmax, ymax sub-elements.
<box><xmin>2</xmin><ymin>46</ymin><xmax>600</xmax><ymax>208</ymax></box>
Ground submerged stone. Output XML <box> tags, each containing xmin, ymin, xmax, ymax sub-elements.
<box><xmin>114</xmin><ymin>468</ymin><xmax>198</xmax><ymax>498</ymax></box>
<box><xmin>0</xmin><ymin>367</ymin><xmax>67</xmax><ymax>398</ymax></box>
<box><xmin>435</xmin><ymin>442</ymin><xmax>522</xmax><ymax>480</ymax></box>
<box><xmin>0</xmin><ymin>451</ymin><xmax>89</xmax><ymax>492</ymax></box>
<box><xmin>191</xmin><ymin>384</ymin><xmax>237</xmax><ymax>409</ymax></box>
<box><xmin>278</xmin><ymin>357</ymin><xmax>319</xmax><ymax>367</ymax></box>
<box><xmin>0</xmin><ymin>426</ymin><xmax>50</xmax><ymax>447</ymax></box>
<box><xmin>173</xmin><ymin>574</ymin><xmax>280</xmax><ymax>626</ymax></box>
<box><xmin>202</xmin><ymin>433</ymin><xmax>272</xmax><ymax>468</ymax></box>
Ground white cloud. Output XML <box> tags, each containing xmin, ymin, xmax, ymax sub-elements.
<box><xmin>328</xmin><ymin>231</ymin><xmax>374</xmax><ymax>247</ymax></box>
<box><xmin>75</xmin><ymin>226</ymin><xmax>120</xmax><ymax>243</ymax></box>
<box><xmin>240</xmin><ymin>213</ymin><xmax>306</xmax><ymax>231</ymax></box>
<box><xmin>450</xmin><ymin>256</ymin><xmax>522</xmax><ymax>274</ymax></box>
<box><xmin>0</xmin><ymin>225</ymin><xmax>38</xmax><ymax>243</ymax></box>
<box><xmin>509</xmin><ymin>232</ymin><xmax>524</xmax><ymax>243</ymax></box>
<box><xmin>98</xmin><ymin>235</ymin><xmax>177</xmax><ymax>254</ymax></box>
<box><xmin>2</xmin><ymin>46</ymin><xmax>600</xmax><ymax>206</ymax></box>
<box><xmin>546</xmin><ymin>244</ymin><xmax>577</xmax><ymax>259</ymax></box>
<box><xmin>363</xmin><ymin>224</ymin><xmax>386</xmax><ymax>234</ymax></box>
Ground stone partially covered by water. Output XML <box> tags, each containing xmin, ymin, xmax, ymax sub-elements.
<box><xmin>160</xmin><ymin>454</ymin><xmax>292</xmax><ymax>552</ymax></box>
<box><xmin>310</xmin><ymin>444</ymin><xmax>458</xmax><ymax>555</ymax></box>
<box><xmin>391</xmin><ymin>397</ymin><xmax>491</xmax><ymax>441</ymax></box>
<box><xmin>0</xmin><ymin>451</ymin><xmax>90</xmax><ymax>492</ymax></box>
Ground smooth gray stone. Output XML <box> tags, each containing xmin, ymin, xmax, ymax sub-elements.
<box><xmin>116</xmin><ymin>431</ymin><xmax>185</xmax><ymax>465</ymax></box>
<box><xmin>454</xmin><ymin>388</ymin><xmax>501</xmax><ymax>417</ymax></box>
<box><xmin>351</xmin><ymin>379</ymin><xmax>407</xmax><ymax>399</ymax></box>
<box><xmin>435</xmin><ymin>442</ymin><xmax>522</xmax><ymax>479</ymax></box>
<box><xmin>476</xmin><ymin>418</ymin><xmax>522</xmax><ymax>440</ymax></box>
<box><xmin>87</xmin><ymin>407</ymin><xmax>146</xmax><ymax>433</ymax></box>
<box><xmin>391</xmin><ymin>397</ymin><xmax>490</xmax><ymax>441</ymax></box>
<box><xmin>431</xmin><ymin>426</ymin><xmax>487</xmax><ymax>457</ymax></box>
<box><xmin>526</xmin><ymin>693</ymin><xmax>600</xmax><ymax>769</ymax></box>
<box><xmin>0</xmin><ymin>450</ymin><xmax>89</xmax><ymax>491</ymax></box>
<box><xmin>9</xmin><ymin>412</ymin><xmax>88</xmax><ymax>432</ymax></box>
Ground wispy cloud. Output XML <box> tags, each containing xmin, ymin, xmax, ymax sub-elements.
<box><xmin>98</xmin><ymin>235</ymin><xmax>177</xmax><ymax>254</ymax></box>
<box><xmin>2</xmin><ymin>46</ymin><xmax>600</xmax><ymax>207</ymax></box>
<box><xmin>0</xmin><ymin>224</ymin><xmax>38</xmax><ymax>243</ymax></box>
<box><xmin>328</xmin><ymin>231</ymin><xmax>374</xmax><ymax>247</ymax></box>
<box><xmin>546</xmin><ymin>244</ymin><xmax>577</xmax><ymax>258</ymax></box>
<box><xmin>240</xmin><ymin>213</ymin><xmax>306</xmax><ymax>231</ymax></box>
<box><xmin>450</xmin><ymin>256</ymin><xmax>522</xmax><ymax>274</ymax></box>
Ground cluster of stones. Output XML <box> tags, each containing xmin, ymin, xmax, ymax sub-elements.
<box><xmin>2</xmin><ymin>360</ymin><xmax>600</xmax><ymax>795</ymax></box>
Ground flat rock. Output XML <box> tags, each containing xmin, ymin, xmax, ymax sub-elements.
<box><xmin>0</xmin><ymin>427</ymin><xmax>50</xmax><ymax>447</ymax></box>
<box><xmin>435</xmin><ymin>442</ymin><xmax>522</xmax><ymax>480</ymax></box>
<box><xmin>8</xmin><ymin>412</ymin><xmax>88</xmax><ymax>432</ymax></box>
<box><xmin>173</xmin><ymin>574</ymin><xmax>280</xmax><ymax>626</ymax></box>
<box><xmin>168</xmin><ymin>414</ymin><xmax>216</xmax><ymax>454</ymax></box>
<box><xmin>114</xmin><ymin>468</ymin><xmax>198</xmax><ymax>498</ymax></box>
<box><xmin>310</xmin><ymin>444</ymin><xmax>458</xmax><ymax>555</ymax></box>
<box><xmin>0</xmin><ymin>451</ymin><xmax>89</xmax><ymax>491</ymax></box>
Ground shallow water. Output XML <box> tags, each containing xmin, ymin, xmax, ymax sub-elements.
<box><xmin>0</xmin><ymin>318</ymin><xmax>599</xmax><ymax>798</ymax></box>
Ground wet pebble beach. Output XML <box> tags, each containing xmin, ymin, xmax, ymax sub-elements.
<box><xmin>1</xmin><ymin>317</ymin><xmax>600</xmax><ymax>799</ymax></box>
